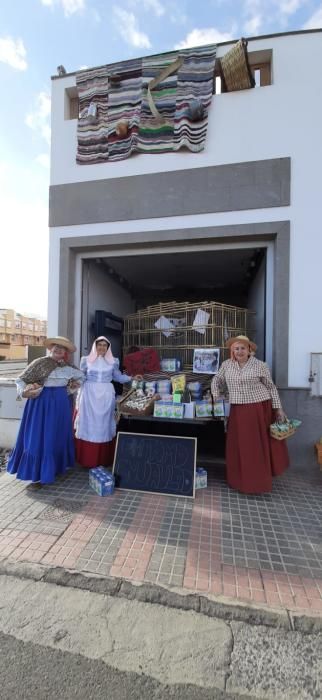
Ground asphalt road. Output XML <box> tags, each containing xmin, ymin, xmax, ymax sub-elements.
<box><xmin>0</xmin><ymin>631</ymin><xmax>241</xmax><ymax>700</ymax></box>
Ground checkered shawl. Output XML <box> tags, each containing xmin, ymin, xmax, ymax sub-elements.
<box><xmin>211</xmin><ymin>356</ymin><xmax>282</xmax><ymax>409</ymax></box>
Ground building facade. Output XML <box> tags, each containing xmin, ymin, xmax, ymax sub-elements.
<box><xmin>48</xmin><ymin>29</ymin><xmax>322</xmax><ymax>467</ymax></box>
<box><xmin>0</xmin><ymin>309</ymin><xmax>47</xmax><ymax>360</ymax></box>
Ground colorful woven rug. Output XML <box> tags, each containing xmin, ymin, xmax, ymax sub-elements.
<box><xmin>76</xmin><ymin>44</ymin><xmax>217</xmax><ymax>164</ymax></box>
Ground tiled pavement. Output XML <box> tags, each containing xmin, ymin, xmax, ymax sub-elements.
<box><xmin>0</xmin><ymin>465</ymin><xmax>322</xmax><ymax>614</ymax></box>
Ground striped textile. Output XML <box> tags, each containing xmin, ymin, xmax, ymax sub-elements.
<box><xmin>138</xmin><ymin>52</ymin><xmax>178</xmax><ymax>154</ymax></box>
<box><xmin>174</xmin><ymin>45</ymin><xmax>217</xmax><ymax>152</ymax></box>
<box><xmin>76</xmin><ymin>66</ymin><xmax>109</xmax><ymax>165</ymax></box>
<box><xmin>107</xmin><ymin>59</ymin><xmax>142</xmax><ymax>162</ymax></box>
<box><xmin>76</xmin><ymin>45</ymin><xmax>216</xmax><ymax>164</ymax></box>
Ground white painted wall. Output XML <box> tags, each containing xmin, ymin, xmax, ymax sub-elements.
<box><xmin>81</xmin><ymin>260</ymin><xmax>135</xmax><ymax>355</ymax></box>
<box><xmin>49</xmin><ymin>31</ymin><xmax>322</xmax><ymax>388</ymax></box>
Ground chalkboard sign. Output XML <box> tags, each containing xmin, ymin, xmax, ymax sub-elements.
<box><xmin>112</xmin><ymin>432</ymin><xmax>197</xmax><ymax>498</ymax></box>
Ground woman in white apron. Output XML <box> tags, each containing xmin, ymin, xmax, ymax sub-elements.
<box><xmin>75</xmin><ymin>336</ymin><xmax>132</xmax><ymax>468</ymax></box>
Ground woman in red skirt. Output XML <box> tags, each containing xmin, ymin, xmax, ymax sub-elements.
<box><xmin>211</xmin><ymin>335</ymin><xmax>289</xmax><ymax>494</ymax></box>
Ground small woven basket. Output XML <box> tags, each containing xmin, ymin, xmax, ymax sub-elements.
<box><xmin>118</xmin><ymin>389</ymin><xmax>160</xmax><ymax>417</ymax></box>
<box><xmin>219</xmin><ymin>38</ymin><xmax>255</xmax><ymax>92</ymax></box>
<box><xmin>270</xmin><ymin>425</ymin><xmax>296</xmax><ymax>441</ymax></box>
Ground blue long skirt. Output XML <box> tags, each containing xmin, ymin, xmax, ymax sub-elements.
<box><xmin>7</xmin><ymin>387</ymin><xmax>75</xmax><ymax>484</ymax></box>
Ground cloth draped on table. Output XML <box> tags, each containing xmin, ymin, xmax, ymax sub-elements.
<box><xmin>226</xmin><ymin>400</ymin><xmax>289</xmax><ymax>494</ymax></box>
<box><xmin>76</xmin><ymin>44</ymin><xmax>217</xmax><ymax>164</ymax></box>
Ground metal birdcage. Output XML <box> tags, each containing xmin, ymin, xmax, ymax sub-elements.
<box><xmin>123</xmin><ymin>300</ymin><xmax>255</xmax><ymax>371</ymax></box>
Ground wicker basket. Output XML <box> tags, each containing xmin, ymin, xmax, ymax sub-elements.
<box><xmin>219</xmin><ymin>38</ymin><xmax>255</xmax><ymax>92</ymax></box>
<box><xmin>118</xmin><ymin>389</ymin><xmax>160</xmax><ymax>417</ymax></box>
<box><xmin>270</xmin><ymin>423</ymin><xmax>296</xmax><ymax>441</ymax></box>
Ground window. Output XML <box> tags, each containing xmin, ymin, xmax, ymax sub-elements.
<box><xmin>65</xmin><ymin>87</ymin><xmax>79</xmax><ymax>120</ymax></box>
<box><xmin>214</xmin><ymin>48</ymin><xmax>272</xmax><ymax>94</ymax></box>
<box><xmin>28</xmin><ymin>322</ymin><xmax>33</xmax><ymax>330</ymax></box>
<box><xmin>0</xmin><ymin>320</ymin><xmax>4</xmax><ymax>327</ymax></box>
<box><xmin>6</xmin><ymin>320</ymin><xmax>11</xmax><ymax>328</ymax></box>
<box><xmin>15</xmin><ymin>321</ymin><xmax>21</xmax><ymax>329</ymax></box>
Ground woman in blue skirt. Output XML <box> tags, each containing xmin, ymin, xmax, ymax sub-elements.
<box><xmin>7</xmin><ymin>336</ymin><xmax>84</xmax><ymax>485</ymax></box>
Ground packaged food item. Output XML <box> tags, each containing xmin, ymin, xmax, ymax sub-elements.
<box><xmin>171</xmin><ymin>374</ymin><xmax>186</xmax><ymax>393</ymax></box>
<box><xmin>157</xmin><ymin>379</ymin><xmax>172</xmax><ymax>396</ymax></box>
<box><xmin>195</xmin><ymin>467</ymin><xmax>207</xmax><ymax>489</ymax></box>
<box><xmin>153</xmin><ymin>401</ymin><xmax>184</xmax><ymax>419</ymax></box>
<box><xmin>213</xmin><ymin>399</ymin><xmax>225</xmax><ymax>417</ymax></box>
<box><xmin>195</xmin><ymin>400</ymin><xmax>213</xmax><ymax>418</ymax></box>
<box><xmin>187</xmin><ymin>381</ymin><xmax>202</xmax><ymax>400</ymax></box>
<box><xmin>173</xmin><ymin>392</ymin><xmax>182</xmax><ymax>404</ymax></box>
<box><xmin>184</xmin><ymin>402</ymin><xmax>195</xmax><ymax>419</ymax></box>
<box><xmin>160</xmin><ymin>358</ymin><xmax>181</xmax><ymax>372</ymax></box>
<box><xmin>89</xmin><ymin>467</ymin><xmax>115</xmax><ymax>496</ymax></box>
<box><xmin>144</xmin><ymin>381</ymin><xmax>157</xmax><ymax>396</ymax></box>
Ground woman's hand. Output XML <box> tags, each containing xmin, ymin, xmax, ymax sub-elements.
<box><xmin>22</xmin><ymin>383</ymin><xmax>42</xmax><ymax>399</ymax></box>
<box><xmin>275</xmin><ymin>409</ymin><xmax>287</xmax><ymax>423</ymax></box>
<box><xmin>67</xmin><ymin>380</ymin><xmax>81</xmax><ymax>395</ymax></box>
<box><xmin>133</xmin><ymin>374</ymin><xmax>143</xmax><ymax>381</ymax></box>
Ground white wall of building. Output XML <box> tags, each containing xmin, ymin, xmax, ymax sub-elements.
<box><xmin>49</xmin><ymin>31</ymin><xmax>322</xmax><ymax>389</ymax></box>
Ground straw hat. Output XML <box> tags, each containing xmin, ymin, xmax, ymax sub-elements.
<box><xmin>44</xmin><ymin>336</ymin><xmax>76</xmax><ymax>353</ymax></box>
<box><xmin>225</xmin><ymin>335</ymin><xmax>257</xmax><ymax>352</ymax></box>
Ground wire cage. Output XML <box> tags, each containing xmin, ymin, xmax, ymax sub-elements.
<box><xmin>123</xmin><ymin>300</ymin><xmax>255</xmax><ymax>371</ymax></box>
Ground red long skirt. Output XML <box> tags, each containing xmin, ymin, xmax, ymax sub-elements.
<box><xmin>75</xmin><ymin>437</ymin><xmax>116</xmax><ymax>469</ymax></box>
<box><xmin>226</xmin><ymin>400</ymin><xmax>289</xmax><ymax>494</ymax></box>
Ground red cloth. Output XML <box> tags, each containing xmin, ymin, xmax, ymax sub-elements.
<box><xmin>226</xmin><ymin>400</ymin><xmax>289</xmax><ymax>494</ymax></box>
<box><xmin>75</xmin><ymin>437</ymin><xmax>116</xmax><ymax>469</ymax></box>
<box><xmin>123</xmin><ymin>348</ymin><xmax>160</xmax><ymax>376</ymax></box>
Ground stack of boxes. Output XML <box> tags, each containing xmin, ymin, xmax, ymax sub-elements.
<box><xmin>89</xmin><ymin>467</ymin><xmax>115</xmax><ymax>496</ymax></box>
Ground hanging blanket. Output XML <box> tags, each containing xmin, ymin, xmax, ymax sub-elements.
<box><xmin>76</xmin><ymin>44</ymin><xmax>216</xmax><ymax>164</ymax></box>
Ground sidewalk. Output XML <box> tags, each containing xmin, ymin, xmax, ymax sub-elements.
<box><xmin>0</xmin><ymin>463</ymin><xmax>321</xmax><ymax>617</ymax></box>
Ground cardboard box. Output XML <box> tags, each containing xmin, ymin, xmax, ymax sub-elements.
<box><xmin>89</xmin><ymin>467</ymin><xmax>115</xmax><ymax>496</ymax></box>
<box><xmin>195</xmin><ymin>400</ymin><xmax>213</xmax><ymax>418</ymax></box>
<box><xmin>195</xmin><ymin>467</ymin><xmax>207</xmax><ymax>489</ymax></box>
<box><xmin>213</xmin><ymin>399</ymin><xmax>225</xmax><ymax>417</ymax></box>
<box><xmin>183</xmin><ymin>402</ymin><xmax>195</xmax><ymax>419</ymax></box>
<box><xmin>153</xmin><ymin>401</ymin><xmax>184</xmax><ymax>419</ymax></box>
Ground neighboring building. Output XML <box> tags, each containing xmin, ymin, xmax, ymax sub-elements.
<box><xmin>48</xmin><ymin>29</ymin><xmax>322</xmax><ymax>467</ymax></box>
<box><xmin>0</xmin><ymin>309</ymin><xmax>47</xmax><ymax>360</ymax></box>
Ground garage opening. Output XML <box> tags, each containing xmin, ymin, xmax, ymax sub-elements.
<box><xmin>79</xmin><ymin>244</ymin><xmax>269</xmax><ymax>465</ymax></box>
<box><xmin>80</xmin><ymin>246</ymin><xmax>267</xmax><ymax>360</ymax></box>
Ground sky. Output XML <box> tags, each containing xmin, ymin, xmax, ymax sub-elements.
<box><xmin>0</xmin><ymin>0</ymin><xmax>321</xmax><ymax>318</ymax></box>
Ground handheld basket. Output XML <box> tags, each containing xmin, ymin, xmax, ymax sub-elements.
<box><xmin>270</xmin><ymin>419</ymin><xmax>301</xmax><ymax>441</ymax></box>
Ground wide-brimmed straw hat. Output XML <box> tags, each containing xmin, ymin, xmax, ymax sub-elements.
<box><xmin>225</xmin><ymin>335</ymin><xmax>257</xmax><ymax>352</ymax></box>
<box><xmin>44</xmin><ymin>336</ymin><xmax>76</xmax><ymax>353</ymax></box>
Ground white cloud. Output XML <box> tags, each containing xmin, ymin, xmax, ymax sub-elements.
<box><xmin>303</xmin><ymin>5</ymin><xmax>322</xmax><ymax>28</ymax></box>
<box><xmin>279</xmin><ymin>0</ymin><xmax>304</xmax><ymax>15</ymax></box>
<box><xmin>129</xmin><ymin>0</ymin><xmax>165</xmax><ymax>16</ymax></box>
<box><xmin>175</xmin><ymin>27</ymin><xmax>234</xmax><ymax>49</ymax></box>
<box><xmin>25</xmin><ymin>92</ymin><xmax>51</xmax><ymax>145</ymax></box>
<box><xmin>0</xmin><ymin>36</ymin><xmax>27</xmax><ymax>71</ymax></box>
<box><xmin>40</xmin><ymin>0</ymin><xmax>85</xmax><ymax>17</ymax></box>
<box><xmin>244</xmin><ymin>14</ymin><xmax>262</xmax><ymax>34</ymax></box>
<box><xmin>35</xmin><ymin>153</ymin><xmax>50</xmax><ymax>168</ymax></box>
<box><xmin>113</xmin><ymin>8</ymin><xmax>152</xmax><ymax>48</ymax></box>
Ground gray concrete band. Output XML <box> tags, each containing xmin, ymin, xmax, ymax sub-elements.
<box><xmin>49</xmin><ymin>158</ymin><xmax>290</xmax><ymax>227</ymax></box>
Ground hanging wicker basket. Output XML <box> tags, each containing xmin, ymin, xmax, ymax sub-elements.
<box><xmin>219</xmin><ymin>38</ymin><xmax>255</xmax><ymax>92</ymax></box>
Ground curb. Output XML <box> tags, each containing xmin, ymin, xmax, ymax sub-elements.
<box><xmin>0</xmin><ymin>558</ymin><xmax>321</xmax><ymax>634</ymax></box>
